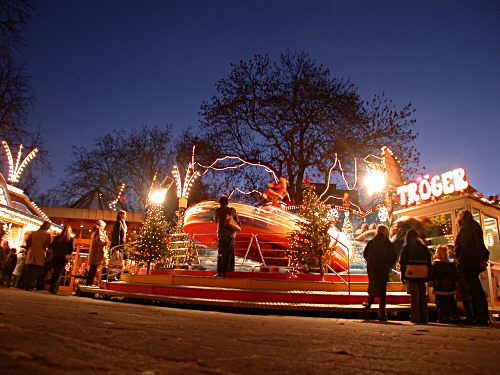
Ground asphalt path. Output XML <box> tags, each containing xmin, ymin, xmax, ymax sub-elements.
<box><xmin>1</xmin><ymin>288</ymin><xmax>499</xmax><ymax>374</ymax></box>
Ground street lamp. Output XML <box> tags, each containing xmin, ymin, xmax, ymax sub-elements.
<box><xmin>148</xmin><ymin>187</ymin><xmax>168</xmax><ymax>205</ymax></box>
<box><xmin>364</xmin><ymin>168</ymin><xmax>386</xmax><ymax>194</ymax></box>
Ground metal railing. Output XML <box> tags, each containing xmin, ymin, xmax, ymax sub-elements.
<box><xmin>185</xmin><ymin>231</ymin><xmax>353</xmax><ymax>278</ymax></box>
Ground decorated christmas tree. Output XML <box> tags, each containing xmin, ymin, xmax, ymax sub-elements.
<box><xmin>342</xmin><ymin>212</ymin><xmax>354</xmax><ymax>241</ymax></box>
<box><xmin>130</xmin><ymin>203</ymin><xmax>170</xmax><ymax>274</ymax></box>
<box><xmin>287</xmin><ymin>184</ymin><xmax>336</xmax><ymax>277</ymax></box>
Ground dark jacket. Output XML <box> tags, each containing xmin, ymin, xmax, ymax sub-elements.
<box><xmin>51</xmin><ymin>235</ymin><xmax>74</xmax><ymax>264</ymax></box>
<box><xmin>400</xmin><ymin>241</ymin><xmax>432</xmax><ymax>281</ymax></box>
<box><xmin>215</xmin><ymin>206</ymin><xmax>240</xmax><ymax>238</ymax></box>
<box><xmin>455</xmin><ymin>218</ymin><xmax>489</xmax><ymax>272</ymax></box>
<box><xmin>4</xmin><ymin>252</ymin><xmax>17</xmax><ymax>275</ymax></box>
<box><xmin>111</xmin><ymin>219</ymin><xmax>127</xmax><ymax>248</ymax></box>
<box><xmin>431</xmin><ymin>260</ymin><xmax>458</xmax><ymax>295</ymax></box>
<box><xmin>363</xmin><ymin>233</ymin><xmax>397</xmax><ymax>285</ymax></box>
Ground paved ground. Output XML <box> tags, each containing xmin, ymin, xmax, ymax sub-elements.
<box><xmin>0</xmin><ymin>287</ymin><xmax>499</xmax><ymax>375</ymax></box>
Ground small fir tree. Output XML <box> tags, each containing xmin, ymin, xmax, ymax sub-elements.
<box><xmin>287</xmin><ymin>184</ymin><xmax>336</xmax><ymax>278</ymax></box>
<box><xmin>131</xmin><ymin>203</ymin><xmax>170</xmax><ymax>274</ymax></box>
<box><xmin>342</xmin><ymin>212</ymin><xmax>354</xmax><ymax>241</ymax></box>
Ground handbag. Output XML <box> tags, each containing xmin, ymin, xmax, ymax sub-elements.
<box><xmin>224</xmin><ymin>213</ymin><xmax>241</xmax><ymax>232</ymax></box>
<box><xmin>405</xmin><ymin>262</ymin><xmax>429</xmax><ymax>279</ymax></box>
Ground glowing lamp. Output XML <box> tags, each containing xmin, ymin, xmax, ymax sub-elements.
<box><xmin>364</xmin><ymin>169</ymin><xmax>386</xmax><ymax>194</ymax></box>
<box><xmin>148</xmin><ymin>188</ymin><xmax>168</xmax><ymax>205</ymax></box>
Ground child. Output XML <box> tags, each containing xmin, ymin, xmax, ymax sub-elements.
<box><xmin>431</xmin><ymin>245</ymin><xmax>459</xmax><ymax>323</ymax></box>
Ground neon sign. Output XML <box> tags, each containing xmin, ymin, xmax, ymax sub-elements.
<box><xmin>397</xmin><ymin>168</ymin><xmax>469</xmax><ymax>206</ymax></box>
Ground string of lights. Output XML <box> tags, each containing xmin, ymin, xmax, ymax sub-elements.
<box><xmin>1</xmin><ymin>141</ymin><xmax>39</xmax><ymax>184</ymax></box>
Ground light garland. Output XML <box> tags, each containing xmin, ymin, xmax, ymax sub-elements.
<box><xmin>108</xmin><ymin>183</ymin><xmax>126</xmax><ymax>210</ymax></box>
<box><xmin>1</xmin><ymin>141</ymin><xmax>39</xmax><ymax>184</ymax></box>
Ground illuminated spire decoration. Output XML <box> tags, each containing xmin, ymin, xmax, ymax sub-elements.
<box><xmin>108</xmin><ymin>183</ymin><xmax>126</xmax><ymax>210</ymax></box>
<box><xmin>171</xmin><ymin>146</ymin><xmax>201</xmax><ymax>209</ymax></box>
<box><xmin>2</xmin><ymin>141</ymin><xmax>39</xmax><ymax>184</ymax></box>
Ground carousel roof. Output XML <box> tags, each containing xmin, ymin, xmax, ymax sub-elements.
<box><xmin>70</xmin><ymin>188</ymin><xmax>112</xmax><ymax>210</ymax></box>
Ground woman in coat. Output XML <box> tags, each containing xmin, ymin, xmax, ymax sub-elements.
<box><xmin>86</xmin><ymin>220</ymin><xmax>108</xmax><ymax>286</ymax></box>
<box><xmin>362</xmin><ymin>225</ymin><xmax>397</xmax><ymax>321</ymax></box>
<box><xmin>48</xmin><ymin>225</ymin><xmax>74</xmax><ymax>294</ymax></box>
<box><xmin>399</xmin><ymin>229</ymin><xmax>432</xmax><ymax>323</ymax></box>
<box><xmin>24</xmin><ymin>221</ymin><xmax>52</xmax><ymax>291</ymax></box>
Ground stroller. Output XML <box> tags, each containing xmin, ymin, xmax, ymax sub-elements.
<box><xmin>106</xmin><ymin>244</ymin><xmax>125</xmax><ymax>282</ymax></box>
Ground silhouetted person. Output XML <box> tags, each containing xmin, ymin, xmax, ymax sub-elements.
<box><xmin>111</xmin><ymin>210</ymin><xmax>127</xmax><ymax>249</ymax></box>
<box><xmin>399</xmin><ymin>229</ymin><xmax>432</xmax><ymax>323</ymax></box>
<box><xmin>362</xmin><ymin>225</ymin><xmax>397</xmax><ymax>321</ymax></box>
<box><xmin>455</xmin><ymin>210</ymin><xmax>490</xmax><ymax>325</ymax></box>
<box><xmin>214</xmin><ymin>195</ymin><xmax>241</xmax><ymax>277</ymax></box>
<box><xmin>24</xmin><ymin>222</ymin><xmax>51</xmax><ymax>291</ymax></box>
<box><xmin>48</xmin><ymin>225</ymin><xmax>74</xmax><ymax>294</ymax></box>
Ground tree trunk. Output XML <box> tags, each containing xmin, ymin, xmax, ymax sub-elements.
<box><xmin>319</xmin><ymin>259</ymin><xmax>325</xmax><ymax>281</ymax></box>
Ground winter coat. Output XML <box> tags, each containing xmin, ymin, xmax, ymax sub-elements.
<box><xmin>26</xmin><ymin>229</ymin><xmax>51</xmax><ymax>267</ymax></box>
<box><xmin>88</xmin><ymin>228</ymin><xmax>108</xmax><ymax>266</ymax></box>
<box><xmin>363</xmin><ymin>233</ymin><xmax>397</xmax><ymax>296</ymax></box>
<box><xmin>111</xmin><ymin>219</ymin><xmax>127</xmax><ymax>248</ymax></box>
<box><xmin>399</xmin><ymin>241</ymin><xmax>432</xmax><ymax>282</ymax></box>
<box><xmin>431</xmin><ymin>260</ymin><xmax>458</xmax><ymax>295</ymax></box>
<box><xmin>455</xmin><ymin>218</ymin><xmax>489</xmax><ymax>272</ymax></box>
<box><xmin>3</xmin><ymin>253</ymin><xmax>17</xmax><ymax>275</ymax></box>
<box><xmin>215</xmin><ymin>206</ymin><xmax>240</xmax><ymax>238</ymax></box>
<box><xmin>13</xmin><ymin>253</ymin><xmax>26</xmax><ymax>276</ymax></box>
<box><xmin>0</xmin><ymin>248</ymin><xmax>7</xmax><ymax>269</ymax></box>
<box><xmin>51</xmin><ymin>235</ymin><xmax>74</xmax><ymax>264</ymax></box>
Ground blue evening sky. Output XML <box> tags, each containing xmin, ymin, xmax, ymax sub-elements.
<box><xmin>24</xmin><ymin>0</ymin><xmax>500</xmax><ymax>196</ymax></box>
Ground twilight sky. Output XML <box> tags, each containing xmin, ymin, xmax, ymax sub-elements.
<box><xmin>23</xmin><ymin>0</ymin><xmax>500</xmax><ymax>197</ymax></box>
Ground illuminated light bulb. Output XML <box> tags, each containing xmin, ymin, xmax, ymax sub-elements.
<box><xmin>2</xmin><ymin>141</ymin><xmax>38</xmax><ymax>183</ymax></box>
<box><xmin>148</xmin><ymin>188</ymin><xmax>168</xmax><ymax>205</ymax></box>
<box><xmin>364</xmin><ymin>169</ymin><xmax>386</xmax><ymax>194</ymax></box>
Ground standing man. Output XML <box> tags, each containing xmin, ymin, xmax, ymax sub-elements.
<box><xmin>24</xmin><ymin>221</ymin><xmax>51</xmax><ymax>291</ymax></box>
<box><xmin>455</xmin><ymin>210</ymin><xmax>490</xmax><ymax>325</ymax></box>
<box><xmin>214</xmin><ymin>195</ymin><xmax>241</xmax><ymax>277</ymax></box>
<box><xmin>362</xmin><ymin>224</ymin><xmax>397</xmax><ymax>321</ymax></box>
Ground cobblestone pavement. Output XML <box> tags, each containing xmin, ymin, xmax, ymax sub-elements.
<box><xmin>0</xmin><ymin>287</ymin><xmax>499</xmax><ymax>374</ymax></box>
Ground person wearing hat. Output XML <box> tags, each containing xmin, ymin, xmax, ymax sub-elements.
<box><xmin>86</xmin><ymin>220</ymin><xmax>108</xmax><ymax>286</ymax></box>
<box><xmin>214</xmin><ymin>194</ymin><xmax>241</xmax><ymax>277</ymax></box>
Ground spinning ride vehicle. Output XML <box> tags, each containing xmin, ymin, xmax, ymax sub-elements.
<box><xmin>183</xmin><ymin>201</ymin><xmax>352</xmax><ymax>271</ymax></box>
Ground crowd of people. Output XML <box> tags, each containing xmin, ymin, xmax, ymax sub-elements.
<box><xmin>1</xmin><ymin>200</ymin><xmax>492</xmax><ymax>326</ymax></box>
<box><xmin>363</xmin><ymin>210</ymin><xmax>491</xmax><ymax>325</ymax></box>
<box><xmin>0</xmin><ymin>210</ymin><xmax>128</xmax><ymax>294</ymax></box>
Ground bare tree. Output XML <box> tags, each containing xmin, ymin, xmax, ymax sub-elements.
<box><xmin>0</xmin><ymin>1</ymin><xmax>49</xmax><ymax>196</ymax></box>
<box><xmin>198</xmin><ymin>51</ymin><xmax>419</xmax><ymax>203</ymax></box>
<box><xmin>52</xmin><ymin>125</ymin><xmax>176</xmax><ymax>211</ymax></box>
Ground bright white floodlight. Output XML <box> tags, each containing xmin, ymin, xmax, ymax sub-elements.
<box><xmin>148</xmin><ymin>188</ymin><xmax>168</xmax><ymax>205</ymax></box>
<box><xmin>365</xmin><ymin>169</ymin><xmax>386</xmax><ymax>194</ymax></box>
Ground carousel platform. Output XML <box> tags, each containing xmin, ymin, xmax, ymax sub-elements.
<box><xmin>76</xmin><ymin>270</ymin><xmax>412</xmax><ymax>313</ymax></box>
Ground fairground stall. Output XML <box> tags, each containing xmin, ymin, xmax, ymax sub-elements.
<box><xmin>0</xmin><ymin>172</ymin><xmax>60</xmax><ymax>248</ymax></box>
<box><xmin>393</xmin><ymin>167</ymin><xmax>500</xmax><ymax>312</ymax></box>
